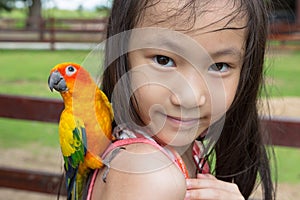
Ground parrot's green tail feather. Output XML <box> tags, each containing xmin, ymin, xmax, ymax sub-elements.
<box><xmin>70</xmin><ymin>171</ymin><xmax>89</xmax><ymax>200</ymax></box>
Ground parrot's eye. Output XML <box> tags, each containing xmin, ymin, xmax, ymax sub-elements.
<box><xmin>66</xmin><ymin>66</ymin><xmax>77</xmax><ymax>76</ymax></box>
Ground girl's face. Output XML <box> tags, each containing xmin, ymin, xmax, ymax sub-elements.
<box><xmin>127</xmin><ymin>0</ymin><xmax>247</xmax><ymax>147</ymax></box>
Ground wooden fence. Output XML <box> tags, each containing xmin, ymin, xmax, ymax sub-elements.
<box><xmin>268</xmin><ymin>22</ymin><xmax>300</xmax><ymax>50</ymax></box>
<box><xmin>0</xmin><ymin>17</ymin><xmax>299</xmax><ymax>50</ymax></box>
<box><xmin>0</xmin><ymin>17</ymin><xmax>107</xmax><ymax>50</ymax></box>
<box><xmin>0</xmin><ymin>94</ymin><xmax>66</xmax><ymax>196</ymax></box>
<box><xmin>0</xmin><ymin>94</ymin><xmax>299</xmax><ymax>196</ymax></box>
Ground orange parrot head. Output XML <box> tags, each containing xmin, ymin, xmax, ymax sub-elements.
<box><xmin>48</xmin><ymin>62</ymin><xmax>93</xmax><ymax>94</ymax></box>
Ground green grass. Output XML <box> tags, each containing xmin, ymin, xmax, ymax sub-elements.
<box><xmin>265</xmin><ymin>51</ymin><xmax>300</xmax><ymax>97</ymax></box>
<box><xmin>273</xmin><ymin>146</ymin><xmax>300</xmax><ymax>183</ymax></box>
<box><xmin>0</xmin><ymin>8</ymin><xmax>106</xmax><ymax>19</ymax></box>
<box><xmin>0</xmin><ymin>49</ymin><xmax>91</xmax><ymax>97</ymax></box>
<box><xmin>0</xmin><ymin>8</ymin><xmax>108</xmax><ymax>29</ymax></box>
<box><xmin>0</xmin><ymin>118</ymin><xmax>59</xmax><ymax>149</ymax></box>
<box><xmin>0</xmin><ymin>49</ymin><xmax>299</xmax><ymax>184</ymax></box>
<box><xmin>44</xmin><ymin>9</ymin><xmax>107</xmax><ymax>18</ymax></box>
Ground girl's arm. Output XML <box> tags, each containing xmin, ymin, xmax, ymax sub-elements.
<box><xmin>91</xmin><ymin>143</ymin><xmax>186</xmax><ymax>200</ymax></box>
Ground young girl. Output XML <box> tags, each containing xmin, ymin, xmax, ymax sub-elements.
<box><xmin>85</xmin><ymin>0</ymin><xmax>275</xmax><ymax>199</ymax></box>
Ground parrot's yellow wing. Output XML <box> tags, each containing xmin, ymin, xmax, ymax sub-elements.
<box><xmin>59</xmin><ymin>111</ymin><xmax>87</xmax><ymax>199</ymax></box>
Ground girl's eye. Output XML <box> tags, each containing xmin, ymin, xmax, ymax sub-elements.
<box><xmin>153</xmin><ymin>55</ymin><xmax>175</xmax><ymax>67</ymax></box>
<box><xmin>208</xmin><ymin>63</ymin><xmax>230</xmax><ymax>72</ymax></box>
<box><xmin>65</xmin><ymin>65</ymin><xmax>77</xmax><ymax>76</ymax></box>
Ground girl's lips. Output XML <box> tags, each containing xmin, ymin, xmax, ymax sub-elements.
<box><xmin>166</xmin><ymin>115</ymin><xmax>200</xmax><ymax>127</ymax></box>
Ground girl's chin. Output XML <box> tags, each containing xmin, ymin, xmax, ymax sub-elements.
<box><xmin>153</xmin><ymin>127</ymin><xmax>208</xmax><ymax>147</ymax></box>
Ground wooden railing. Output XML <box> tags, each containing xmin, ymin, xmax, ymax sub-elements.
<box><xmin>0</xmin><ymin>94</ymin><xmax>299</xmax><ymax>196</ymax></box>
<box><xmin>0</xmin><ymin>17</ymin><xmax>299</xmax><ymax>50</ymax></box>
<box><xmin>268</xmin><ymin>22</ymin><xmax>300</xmax><ymax>50</ymax></box>
<box><xmin>0</xmin><ymin>17</ymin><xmax>107</xmax><ymax>50</ymax></box>
<box><xmin>0</xmin><ymin>94</ymin><xmax>66</xmax><ymax>196</ymax></box>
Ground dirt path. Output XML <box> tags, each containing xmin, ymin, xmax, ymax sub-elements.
<box><xmin>0</xmin><ymin>146</ymin><xmax>63</xmax><ymax>200</ymax></box>
<box><xmin>250</xmin><ymin>183</ymin><xmax>300</xmax><ymax>200</ymax></box>
<box><xmin>262</xmin><ymin>97</ymin><xmax>300</xmax><ymax>118</ymax></box>
<box><xmin>1</xmin><ymin>97</ymin><xmax>299</xmax><ymax>199</ymax></box>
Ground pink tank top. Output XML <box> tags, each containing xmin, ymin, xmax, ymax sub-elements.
<box><xmin>86</xmin><ymin>126</ymin><xmax>209</xmax><ymax>200</ymax></box>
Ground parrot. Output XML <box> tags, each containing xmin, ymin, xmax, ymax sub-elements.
<box><xmin>48</xmin><ymin>62</ymin><xmax>114</xmax><ymax>200</ymax></box>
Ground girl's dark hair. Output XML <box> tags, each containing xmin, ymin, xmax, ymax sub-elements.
<box><xmin>214</xmin><ymin>1</ymin><xmax>276</xmax><ymax>199</ymax></box>
<box><xmin>102</xmin><ymin>0</ymin><xmax>276</xmax><ymax>199</ymax></box>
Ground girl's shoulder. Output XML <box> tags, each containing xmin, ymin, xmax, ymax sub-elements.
<box><xmin>89</xmin><ymin>127</ymin><xmax>186</xmax><ymax>200</ymax></box>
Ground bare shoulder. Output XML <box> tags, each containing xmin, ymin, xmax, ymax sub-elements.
<box><xmin>91</xmin><ymin>143</ymin><xmax>186</xmax><ymax>200</ymax></box>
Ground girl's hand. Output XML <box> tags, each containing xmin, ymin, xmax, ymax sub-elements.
<box><xmin>185</xmin><ymin>173</ymin><xmax>245</xmax><ymax>200</ymax></box>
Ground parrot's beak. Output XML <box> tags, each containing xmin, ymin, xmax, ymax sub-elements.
<box><xmin>48</xmin><ymin>70</ymin><xmax>67</xmax><ymax>92</ymax></box>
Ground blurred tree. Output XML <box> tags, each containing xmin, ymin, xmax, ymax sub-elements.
<box><xmin>77</xmin><ymin>4</ymin><xmax>83</xmax><ymax>16</ymax></box>
<box><xmin>26</xmin><ymin>0</ymin><xmax>42</xmax><ymax>29</ymax></box>
<box><xmin>0</xmin><ymin>0</ymin><xmax>42</xmax><ymax>29</ymax></box>
<box><xmin>0</xmin><ymin>0</ymin><xmax>22</xmax><ymax>12</ymax></box>
<box><xmin>271</xmin><ymin>0</ymin><xmax>296</xmax><ymax>23</ymax></box>
<box><xmin>95</xmin><ymin>5</ymin><xmax>110</xmax><ymax>16</ymax></box>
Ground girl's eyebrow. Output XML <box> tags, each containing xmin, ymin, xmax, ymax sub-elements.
<box><xmin>209</xmin><ymin>47</ymin><xmax>243</xmax><ymax>60</ymax></box>
<box><xmin>140</xmin><ymin>37</ymin><xmax>181</xmax><ymax>51</ymax></box>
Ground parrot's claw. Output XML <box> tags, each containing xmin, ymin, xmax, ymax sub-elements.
<box><xmin>102</xmin><ymin>147</ymin><xmax>126</xmax><ymax>183</ymax></box>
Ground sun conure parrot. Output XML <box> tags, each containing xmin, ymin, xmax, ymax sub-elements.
<box><xmin>48</xmin><ymin>62</ymin><xmax>114</xmax><ymax>200</ymax></box>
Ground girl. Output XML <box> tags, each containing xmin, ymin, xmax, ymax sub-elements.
<box><xmin>86</xmin><ymin>0</ymin><xmax>276</xmax><ymax>199</ymax></box>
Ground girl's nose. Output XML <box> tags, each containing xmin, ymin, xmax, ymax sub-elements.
<box><xmin>169</xmin><ymin>71</ymin><xmax>207</xmax><ymax>109</ymax></box>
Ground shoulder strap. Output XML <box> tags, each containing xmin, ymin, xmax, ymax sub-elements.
<box><xmin>102</xmin><ymin>138</ymin><xmax>189</xmax><ymax>178</ymax></box>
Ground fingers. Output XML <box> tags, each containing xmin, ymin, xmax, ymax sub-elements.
<box><xmin>185</xmin><ymin>189</ymin><xmax>244</xmax><ymax>200</ymax></box>
<box><xmin>185</xmin><ymin>187</ymin><xmax>224</xmax><ymax>200</ymax></box>
<box><xmin>185</xmin><ymin>174</ymin><xmax>245</xmax><ymax>200</ymax></box>
<box><xmin>186</xmin><ymin>174</ymin><xmax>237</xmax><ymax>192</ymax></box>
<box><xmin>196</xmin><ymin>173</ymin><xmax>215</xmax><ymax>179</ymax></box>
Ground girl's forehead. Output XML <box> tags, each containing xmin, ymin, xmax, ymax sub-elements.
<box><xmin>139</xmin><ymin>0</ymin><xmax>247</xmax><ymax>33</ymax></box>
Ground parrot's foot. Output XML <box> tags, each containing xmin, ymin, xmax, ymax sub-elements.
<box><xmin>102</xmin><ymin>147</ymin><xmax>126</xmax><ymax>183</ymax></box>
